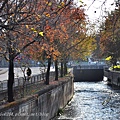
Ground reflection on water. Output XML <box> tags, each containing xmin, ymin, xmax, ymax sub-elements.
<box><xmin>55</xmin><ymin>81</ymin><xmax>120</xmax><ymax>120</ymax></box>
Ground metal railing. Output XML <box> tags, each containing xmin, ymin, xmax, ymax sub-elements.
<box><xmin>0</xmin><ymin>71</ymin><xmax>55</xmax><ymax>105</ymax></box>
<box><xmin>73</xmin><ymin>64</ymin><xmax>108</xmax><ymax>70</ymax></box>
<box><xmin>0</xmin><ymin>72</ymin><xmax>55</xmax><ymax>91</ymax></box>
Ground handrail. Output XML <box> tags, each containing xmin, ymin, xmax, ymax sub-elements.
<box><xmin>0</xmin><ymin>71</ymin><xmax>55</xmax><ymax>92</ymax></box>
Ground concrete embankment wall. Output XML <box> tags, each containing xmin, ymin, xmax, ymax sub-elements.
<box><xmin>104</xmin><ymin>70</ymin><xmax>120</xmax><ymax>87</ymax></box>
<box><xmin>73</xmin><ymin>68</ymin><xmax>104</xmax><ymax>82</ymax></box>
<box><xmin>0</xmin><ymin>76</ymin><xmax>74</xmax><ymax>120</ymax></box>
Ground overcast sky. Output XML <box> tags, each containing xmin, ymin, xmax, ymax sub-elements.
<box><xmin>84</xmin><ymin>0</ymin><xmax>115</xmax><ymax>22</ymax></box>
<box><xmin>74</xmin><ymin>0</ymin><xmax>116</xmax><ymax>29</ymax></box>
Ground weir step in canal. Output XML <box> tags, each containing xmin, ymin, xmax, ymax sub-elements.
<box><xmin>73</xmin><ymin>64</ymin><xmax>107</xmax><ymax>82</ymax></box>
<box><xmin>54</xmin><ymin>81</ymin><xmax>120</xmax><ymax>120</ymax></box>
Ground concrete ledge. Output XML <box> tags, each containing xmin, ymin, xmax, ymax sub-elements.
<box><xmin>104</xmin><ymin>70</ymin><xmax>120</xmax><ymax>87</ymax></box>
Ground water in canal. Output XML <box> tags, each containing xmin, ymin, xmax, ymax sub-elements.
<box><xmin>55</xmin><ymin>81</ymin><xmax>120</xmax><ymax>120</ymax></box>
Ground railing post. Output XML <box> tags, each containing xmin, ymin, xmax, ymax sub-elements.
<box><xmin>0</xmin><ymin>81</ymin><xmax>2</xmax><ymax>91</ymax></box>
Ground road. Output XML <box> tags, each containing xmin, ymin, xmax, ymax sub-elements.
<box><xmin>0</xmin><ymin>67</ymin><xmax>55</xmax><ymax>81</ymax></box>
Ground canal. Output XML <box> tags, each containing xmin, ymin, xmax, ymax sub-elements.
<box><xmin>54</xmin><ymin>81</ymin><xmax>120</xmax><ymax>120</ymax></box>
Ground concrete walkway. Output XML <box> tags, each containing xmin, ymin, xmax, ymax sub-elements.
<box><xmin>0</xmin><ymin>68</ymin><xmax>8</xmax><ymax>75</ymax></box>
<box><xmin>0</xmin><ymin>67</ymin><xmax>55</xmax><ymax>81</ymax></box>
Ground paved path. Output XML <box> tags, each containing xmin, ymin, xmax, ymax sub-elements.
<box><xmin>0</xmin><ymin>68</ymin><xmax>7</xmax><ymax>75</ymax></box>
<box><xmin>0</xmin><ymin>67</ymin><xmax>55</xmax><ymax>81</ymax></box>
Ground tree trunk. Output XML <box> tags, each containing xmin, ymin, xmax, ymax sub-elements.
<box><xmin>55</xmin><ymin>60</ymin><xmax>58</xmax><ymax>81</ymax></box>
<box><xmin>7</xmin><ymin>57</ymin><xmax>14</xmax><ymax>102</ymax></box>
<box><xmin>64</xmin><ymin>61</ymin><xmax>67</xmax><ymax>75</ymax></box>
<box><xmin>60</xmin><ymin>61</ymin><xmax>63</xmax><ymax>77</ymax></box>
<box><xmin>45</xmin><ymin>58</ymin><xmax>51</xmax><ymax>85</ymax></box>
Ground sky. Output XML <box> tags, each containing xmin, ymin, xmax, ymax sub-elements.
<box><xmin>83</xmin><ymin>0</ymin><xmax>115</xmax><ymax>21</ymax></box>
<box><xmin>74</xmin><ymin>0</ymin><xmax>116</xmax><ymax>30</ymax></box>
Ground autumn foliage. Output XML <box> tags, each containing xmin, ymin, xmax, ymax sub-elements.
<box><xmin>0</xmin><ymin>0</ymin><xmax>96</xmax><ymax>102</ymax></box>
<box><xmin>100</xmin><ymin>1</ymin><xmax>120</xmax><ymax>64</ymax></box>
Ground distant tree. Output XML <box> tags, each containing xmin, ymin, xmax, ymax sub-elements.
<box><xmin>99</xmin><ymin>1</ymin><xmax>120</xmax><ymax>65</ymax></box>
